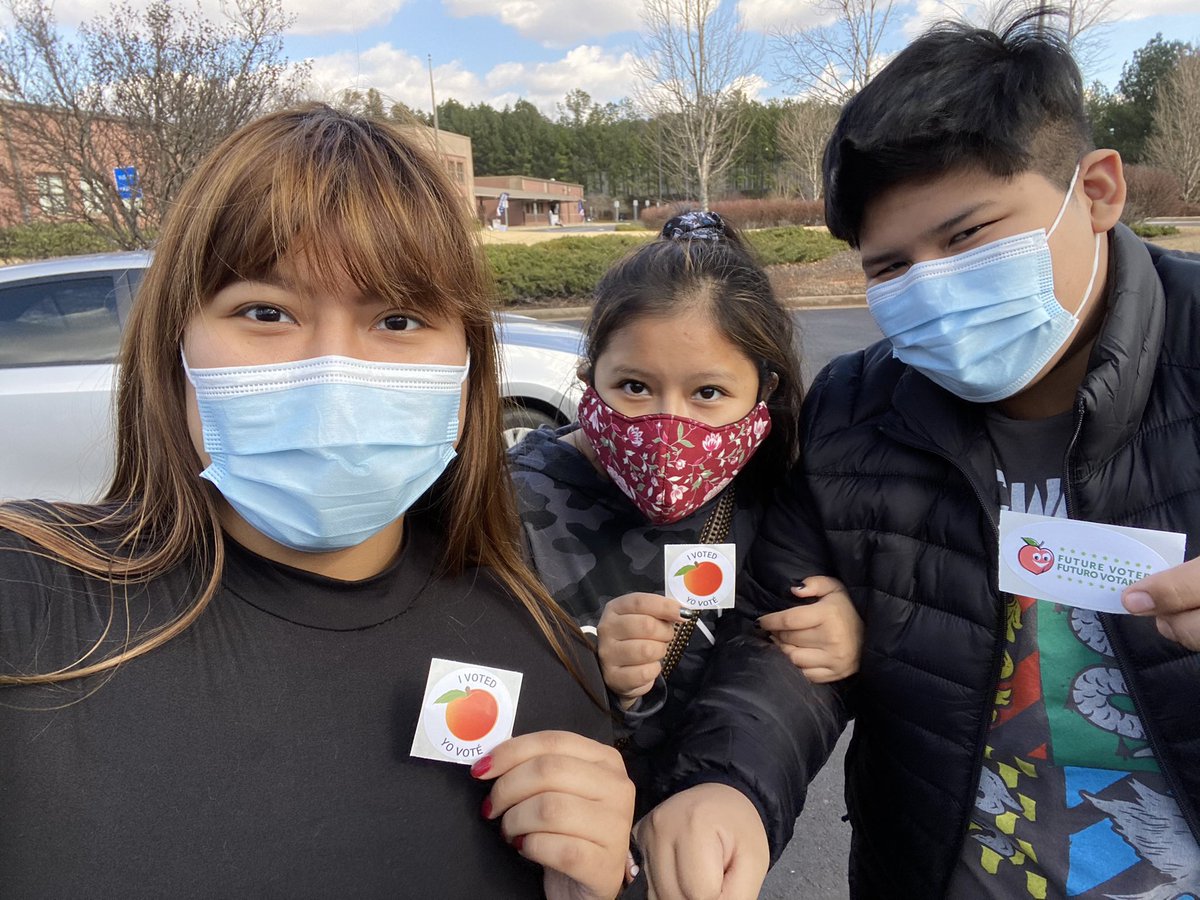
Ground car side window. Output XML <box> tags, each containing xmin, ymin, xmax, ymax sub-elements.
<box><xmin>0</xmin><ymin>276</ymin><xmax>122</xmax><ymax>366</ymax></box>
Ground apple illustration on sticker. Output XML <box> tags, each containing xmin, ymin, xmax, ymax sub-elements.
<box><xmin>1017</xmin><ymin>538</ymin><xmax>1055</xmax><ymax>575</ymax></box>
<box><xmin>435</xmin><ymin>688</ymin><xmax>499</xmax><ymax>741</ymax></box>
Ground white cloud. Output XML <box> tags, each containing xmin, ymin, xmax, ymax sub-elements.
<box><xmin>1108</xmin><ymin>0</ymin><xmax>1198</xmax><ymax>18</ymax></box>
<box><xmin>737</xmin><ymin>0</ymin><xmax>835</xmax><ymax>33</ymax></box>
<box><xmin>442</xmin><ymin>0</ymin><xmax>642</xmax><ymax>45</ymax></box>
<box><xmin>900</xmin><ymin>0</ymin><xmax>1200</xmax><ymax>40</ymax></box>
<box><xmin>731</xmin><ymin>72</ymin><xmax>770</xmax><ymax>100</ymax></box>
<box><xmin>306</xmin><ymin>42</ymin><xmax>638</xmax><ymax>115</ymax></box>
<box><xmin>283</xmin><ymin>0</ymin><xmax>410</xmax><ymax>35</ymax></box>
<box><xmin>9</xmin><ymin>0</ymin><xmax>408</xmax><ymax>35</ymax></box>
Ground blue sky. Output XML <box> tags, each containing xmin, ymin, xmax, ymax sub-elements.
<box><xmin>43</xmin><ymin>0</ymin><xmax>1200</xmax><ymax>115</ymax></box>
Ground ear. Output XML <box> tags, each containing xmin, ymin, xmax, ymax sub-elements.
<box><xmin>1079</xmin><ymin>148</ymin><xmax>1126</xmax><ymax>234</ymax></box>
<box><xmin>576</xmin><ymin>363</ymin><xmax>591</xmax><ymax>386</ymax></box>
<box><xmin>761</xmin><ymin>371</ymin><xmax>780</xmax><ymax>402</ymax></box>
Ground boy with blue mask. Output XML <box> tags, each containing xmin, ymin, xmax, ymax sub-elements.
<box><xmin>655</xmin><ymin>11</ymin><xmax>1200</xmax><ymax>900</ymax></box>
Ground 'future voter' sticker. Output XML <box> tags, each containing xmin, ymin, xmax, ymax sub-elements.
<box><xmin>998</xmin><ymin>510</ymin><xmax>1186</xmax><ymax>614</ymax></box>
<box><xmin>664</xmin><ymin>543</ymin><xmax>736</xmax><ymax>610</ymax></box>
<box><xmin>410</xmin><ymin>658</ymin><xmax>522</xmax><ymax>765</ymax></box>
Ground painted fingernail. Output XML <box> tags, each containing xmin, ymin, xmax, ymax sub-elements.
<box><xmin>511</xmin><ymin>834</ymin><xmax>525</xmax><ymax>852</ymax></box>
<box><xmin>470</xmin><ymin>756</ymin><xmax>492</xmax><ymax>778</ymax></box>
<box><xmin>481</xmin><ymin>796</ymin><xmax>492</xmax><ymax>819</ymax></box>
<box><xmin>1123</xmin><ymin>591</ymin><xmax>1155</xmax><ymax>614</ymax></box>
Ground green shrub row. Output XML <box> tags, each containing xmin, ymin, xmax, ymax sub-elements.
<box><xmin>1130</xmin><ymin>223</ymin><xmax>1180</xmax><ymax>239</ymax></box>
<box><xmin>0</xmin><ymin>222</ymin><xmax>115</xmax><ymax>260</ymax></box>
<box><xmin>486</xmin><ymin>227</ymin><xmax>845</xmax><ymax>304</ymax></box>
<box><xmin>0</xmin><ymin>221</ymin><xmax>847</xmax><ymax>306</ymax></box>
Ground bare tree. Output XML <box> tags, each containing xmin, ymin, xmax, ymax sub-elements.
<box><xmin>633</xmin><ymin>0</ymin><xmax>760</xmax><ymax>211</ymax></box>
<box><xmin>773</xmin><ymin>0</ymin><xmax>896</xmax><ymax>102</ymax></box>
<box><xmin>1147</xmin><ymin>51</ymin><xmax>1200</xmax><ymax>205</ymax></box>
<box><xmin>778</xmin><ymin>100</ymin><xmax>841</xmax><ymax>199</ymax></box>
<box><xmin>0</xmin><ymin>0</ymin><xmax>308</xmax><ymax>248</ymax></box>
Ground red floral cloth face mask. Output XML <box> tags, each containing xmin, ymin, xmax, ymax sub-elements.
<box><xmin>576</xmin><ymin>386</ymin><xmax>772</xmax><ymax>525</ymax></box>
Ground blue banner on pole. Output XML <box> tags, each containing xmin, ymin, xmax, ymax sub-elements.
<box><xmin>496</xmin><ymin>191</ymin><xmax>509</xmax><ymax>215</ymax></box>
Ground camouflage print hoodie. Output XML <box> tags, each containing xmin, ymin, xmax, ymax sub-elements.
<box><xmin>509</xmin><ymin>424</ymin><xmax>764</xmax><ymax>793</ymax></box>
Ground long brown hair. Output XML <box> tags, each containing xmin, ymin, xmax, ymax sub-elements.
<box><xmin>0</xmin><ymin>104</ymin><xmax>587</xmax><ymax>687</ymax></box>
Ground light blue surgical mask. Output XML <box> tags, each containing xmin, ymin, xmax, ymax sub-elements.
<box><xmin>866</xmin><ymin>165</ymin><xmax>1102</xmax><ymax>403</ymax></box>
<box><xmin>184</xmin><ymin>353</ymin><xmax>468</xmax><ymax>552</ymax></box>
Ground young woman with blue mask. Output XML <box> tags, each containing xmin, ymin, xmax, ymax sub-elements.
<box><xmin>0</xmin><ymin>105</ymin><xmax>634</xmax><ymax>899</ymax></box>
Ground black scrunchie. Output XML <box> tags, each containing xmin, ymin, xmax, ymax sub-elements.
<box><xmin>661</xmin><ymin>210</ymin><xmax>726</xmax><ymax>242</ymax></box>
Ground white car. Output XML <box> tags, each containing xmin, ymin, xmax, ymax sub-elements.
<box><xmin>0</xmin><ymin>252</ymin><xmax>584</xmax><ymax>502</ymax></box>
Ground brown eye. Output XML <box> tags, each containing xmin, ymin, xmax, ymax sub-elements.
<box><xmin>378</xmin><ymin>314</ymin><xmax>425</xmax><ymax>332</ymax></box>
<box><xmin>239</xmin><ymin>305</ymin><xmax>294</xmax><ymax>324</ymax></box>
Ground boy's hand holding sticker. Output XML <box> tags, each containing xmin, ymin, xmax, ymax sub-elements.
<box><xmin>998</xmin><ymin>510</ymin><xmax>1186</xmax><ymax>615</ymax></box>
<box><xmin>411</xmin><ymin>658</ymin><xmax>522</xmax><ymax>765</ymax></box>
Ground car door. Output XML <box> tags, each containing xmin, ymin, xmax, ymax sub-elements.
<box><xmin>0</xmin><ymin>270</ymin><xmax>133</xmax><ymax>502</ymax></box>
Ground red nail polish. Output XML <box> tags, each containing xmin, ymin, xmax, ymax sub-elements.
<box><xmin>470</xmin><ymin>756</ymin><xmax>492</xmax><ymax>778</ymax></box>
<box><xmin>481</xmin><ymin>797</ymin><xmax>492</xmax><ymax>819</ymax></box>
<box><xmin>512</xmin><ymin>834</ymin><xmax>525</xmax><ymax>852</ymax></box>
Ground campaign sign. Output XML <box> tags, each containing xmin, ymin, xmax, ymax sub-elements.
<box><xmin>997</xmin><ymin>510</ymin><xmax>1186</xmax><ymax>614</ymax></box>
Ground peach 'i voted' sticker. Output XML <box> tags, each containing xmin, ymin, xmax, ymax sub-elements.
<box><xmin>410</xmin><ymin>658</ymin><xmax>522</xmax><ymax>765</ymax></box>
<box><xmin>664</xmin><ymin>543</ymin><xmax>736</xmax><ymax>610</ymax></box>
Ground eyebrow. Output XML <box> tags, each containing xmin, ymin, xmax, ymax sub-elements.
<box><xmin>241</xmin><ymin>273</ymin><xmax>392</xmax><ymax>308</ymax></box>
<box><xmin>861</xmin><ymin>200</ymin><xmax>997</xmax><ymax>270</ymax></box>
<box><xmin>609</xmin><ymin>365</ymin><xmax>741</xmax><ymax>382</ymax></box>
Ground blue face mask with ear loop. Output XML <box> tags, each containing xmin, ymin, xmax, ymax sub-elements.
<box><xmin>183</xmin><ymin>353</ymin><xmax>469</xmax><ymax>553</ymax></box>
<box><xmin>865</xmin><ymin>164</ymin><xmax>1103</xmax><ymax>404</ymax></box>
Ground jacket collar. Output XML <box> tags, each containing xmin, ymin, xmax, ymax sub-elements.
<box><xmin>880</xmin><ymin>224</ymin><xmax>1164</xmax><ymax>491</ymax></box>
<box><xmin>1071</xmin><ymin>224</ymin><xmax>1166</xmax><ymax>476</ymax></box>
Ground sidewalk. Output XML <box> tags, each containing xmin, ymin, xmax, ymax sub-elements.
<box><xmin>516</xmin><ymin>293</ymin><xmax>866</xmax><ymax>321</ymax></box>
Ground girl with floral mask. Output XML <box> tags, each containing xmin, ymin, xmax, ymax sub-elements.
<box><xmin>0</xmin><ymin>106</ymin><xmax>634</xmax><ymax>900</ymax></box>
<box><xmin>510</xmin><ymin>212</ymin><xmax>862</xmax><ymax>892</ymax></box>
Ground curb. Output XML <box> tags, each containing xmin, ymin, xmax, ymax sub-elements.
<box><xmin>514</xmin><ymin>294</ymin><xmax>867</xmax><ymax>321</ymax></box>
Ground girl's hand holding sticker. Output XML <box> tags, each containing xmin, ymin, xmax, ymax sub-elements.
<box><xmin>474</xmin><ymin>731</ymin><xmax>636</xmax><ymax>900</ymax></box>
<box><xmin>597</xmin><ymin>593</ymin><xmax>687</xmax><ymax>708</ymax></box>
<box><xmin>757</xmin><ymin>576</ymin><xmax>863</xmax><ymax>683</ymax></box>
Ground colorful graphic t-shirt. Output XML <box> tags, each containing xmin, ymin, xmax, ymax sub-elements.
<box><xmin>948</xmin><ymin>410</ymin><xmax>1200</xmax><ymax>899</ymax></box>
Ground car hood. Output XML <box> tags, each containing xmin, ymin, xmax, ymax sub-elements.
<box><xmin>494</xmin><ymin>314</ymin><xmax>585</xmax><ymax>356</ymax></box>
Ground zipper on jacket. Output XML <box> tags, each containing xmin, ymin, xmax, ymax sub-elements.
<box><xmin>1062</xmin><ymin>398</ymin><xmax>1200</xmax><ymax>845</ymax></box>
<box><xmin>879</xmin><ymin>424</ymin><xmax>1008</xmax><ymax>895</ymax></box>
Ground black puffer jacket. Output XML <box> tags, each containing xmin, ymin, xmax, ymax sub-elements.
<box><xmin>511</xmin><ymin>427</ymin><xmax>847</xmax><ymax>858</ymax></box>
<box><xmin>731</xmin><ymin>226</ymin><xmax>1200</xmax><ymax>897</ymax></box>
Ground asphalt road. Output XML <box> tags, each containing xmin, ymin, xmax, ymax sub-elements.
<box><xmin>759</xmin><ymin>309</ymin><xmax>879</xmax><ymax>900</ymax></box>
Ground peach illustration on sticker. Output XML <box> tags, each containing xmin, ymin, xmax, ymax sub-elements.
<box><xmin>664</xmin><ymin>543</ymin><xmax>736</xmax><ymax>610</ymax></box>
<box><xmin>411</xmin><ymin>658</ymin><xmax>522</xmax><ymax>765</ymax></box>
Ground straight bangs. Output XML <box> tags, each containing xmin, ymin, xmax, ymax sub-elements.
<box><xmin>194</xmin><ymin>108</ymin><xmax>495</xmax><ymax>331</ymax></box>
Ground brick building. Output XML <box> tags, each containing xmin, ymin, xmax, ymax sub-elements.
<box><xmin>0</xmin><ymin>105</ymin><xmax>479</xmax><ymax>229</ymax></box>
<box><xmin>475</xmin><ymin>175</ymin><xmax>585</xmax><ymax>228</ymax></box>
